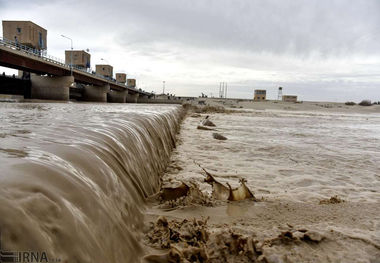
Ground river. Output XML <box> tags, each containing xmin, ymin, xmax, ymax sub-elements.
<box><xmin>0</xmin><ymin>102</ymin><xmax>183</xmax><ymax>262</ymax></box>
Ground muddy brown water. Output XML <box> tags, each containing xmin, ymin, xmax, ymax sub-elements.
<box><xmin>147</xmin><ymin>109</ymin><xmax>380</xmax><ymax>262</ymax></box>
<box><xmin>0</xmin><ymin>102</ymin><xmax>183</xmax><ymax>262</ymax></box>
<box><xmin>1</xmin><ymin>102</ymin><xmax>380</xmax><ymax>262</ymax></box>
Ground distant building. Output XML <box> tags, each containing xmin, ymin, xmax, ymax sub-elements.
<box><xmin>65</xmin><ymin>50</ymin><xmax>90</xmax><ymax>68</ymax></box>
<box><xmin>116</xmin><ymin>73</ymin><xmax>126</xmax><ymax>84</ymax></box>
<box><xmin>2</xmin><ymin>20</ymin><xmax>47</xmax><ymax>50</ymax></box>
<box><xmin>254</xmin><ymin>89</ymin><xmax>266</xmax><ymax>101</ymax></box>
<box><xmin>156</xmin><ymin>94</ymin><xmax>171</xmax><ymax>100</ymax></box>
<box><xmin>96</xmin><ymin>64</ymin><xmax>113</xmax><ymax>78</ymax></box>
<box><xmin>127</xmin><ymin>79</ymin><xmax>136</xmax><ymax>87</ymax></box>
<box><xmin>282</xmin><ymin>95</ymin><xmax>297</xmax><ymax>102</ymax></box>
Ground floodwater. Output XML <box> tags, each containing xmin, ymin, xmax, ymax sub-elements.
<box><xmin>0</xmin><ymin>102</ymin><xmax>183</xmax><ymax>263</ymax></box>
<box><xmin>1</xmin><ymin>102</ymin><xmax>379</xmax><ymax>262</ymax></box>
<box><xmin>191</xmin><ymin>110</ymin><xmax>380</xmax><ymax>203</ymax></box>
<box><xmin>148</xmin><ymin>109</ymin><xmax>380</xmax><ymax>262</ymax></box>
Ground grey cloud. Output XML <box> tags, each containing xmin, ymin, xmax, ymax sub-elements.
<box><xmin>1</xmin><ymin>0</ymin><xmax>380</xmax><ymax>101</ymax></box>
<box><xmin>112</xmin><ymin>0</ymin><xmax>380</xmax><ymax>56</ymax></box>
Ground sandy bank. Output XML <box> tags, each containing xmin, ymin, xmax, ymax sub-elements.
<box><xmin>196</xmin><ymin>98</ymin><xmax>380</xmax><ymax>114</ymax></box>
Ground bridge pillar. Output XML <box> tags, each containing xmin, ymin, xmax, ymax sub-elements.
<box><xmin>138</xmin><ymin>94</ymin><xmax>150</xmax><ymax>103</ymax></box>
<box><xmin>82</xmin><ymin>84</ymin><xmax>110</xmax><ymax>102</ymax></box>
<box><xmin>107</xmin><ymin>89</ymin><xmax>127</xmax><ymax>103</ymax></box>
<box><xmin>30</xmin><ymin>75</ymin><xmax>73</xmax><ymax>101</ymax></box>
<box><xmin>126</xmin><ymin>92</ymin><xmax>139</xmax><ymax>103</ymax></box>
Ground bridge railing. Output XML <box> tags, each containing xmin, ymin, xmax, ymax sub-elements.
<box><xmin>0</xmin><ymin>37</ymin><xmax>147</xmax><ymax>93</ymax></box>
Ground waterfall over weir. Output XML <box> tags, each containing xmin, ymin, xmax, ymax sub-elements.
<box><xmin>0</xmin><ymin>103</ymin><xmax>184</xmax><ymax>262</ymax></box>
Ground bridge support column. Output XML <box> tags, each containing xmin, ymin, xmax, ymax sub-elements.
<box><xmin>126</xmin><ymin>92</ymin><xmax>139</xmax><ymax>103</ymax></box>
<box><xmin>138</xmin><ymin>94</ymin><xmax>150</xmax><ymax>103</ymax></box>
<box><xmin>30</xmin><ymin>75</ymin><xmax>73</xmax><ymax>101</ymax></box>
<box><xmin>82</xmin><ymin>84</ymin><xmax>110</xmax><ymax>102</ymax></box>
<box><xmin>107</xmin><ymin>90</ymin><xmax>127</xmax><ymax>103</ymax></box>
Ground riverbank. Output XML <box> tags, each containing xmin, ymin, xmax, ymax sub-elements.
<box><xmin>142</xmin><ymin>103</ymin><xmax>380</xmax><ymax>262</ymax></box>
<box><xmin>197</xmin><ymin>98</ymin><xmax>380</xmax><ymax>114</ymax></box>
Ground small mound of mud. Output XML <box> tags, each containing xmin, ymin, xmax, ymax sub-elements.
<box><xmin>212</xmin><ymin>133</ymin><xmax>227</xmax><ymax>140</ymax></box>
<box><xmin>207</xmin><ymin>229</ymin><xmax>258</xmax><ymax>261</ymax></box>
<box><xmin>144</xmin><ymin>217</ymin><xmax>210</xmax><ymax>262</ymax></box>
<box><xmin>146</xmin><ymin>216</ymin><xmax>209</xmax><ymax>249</ymax></box>
<box><xmin>144</xmin><ymin>217</ymin><xmax>327</xmax><ymax>263</ymax></box>
<box><xmin>319</xmin><ymin>195</ymin><xmax>345</xmax><ymax>205</ymax></box>
<box><xmin>144</xmin><ymin>217</ymin><xmax>257</xmax><ymax>262</ymax></box>
<box><xmin>264</xmin><ymin>229</ymin><xmax>325</xmax><ymax>247</ymax></box>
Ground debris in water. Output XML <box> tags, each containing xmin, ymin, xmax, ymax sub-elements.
<box><xmin>202</xmin><ymin>115</ymin><xmax>216</xmax><ymax>127</ymax></box>
<box><xmin>227</xmin><ymin>178</ymin><xmax>256</xmax><ymax>201</ymax></box>
<box><xmin>197</xmin><ymin>125</ymin><xmax>216</xmax><ymax>131</ymax></box>
<box><xmin>265</xmin><ymin>229</ymin><xmax>325</xmax><ymax>247</ymax></box>
<box><xmin>196</xmin><ymin>162</ymin><xmax>256</xmax><ymax>201</ymax></box>
<box><xmin>302</xmin><ymin>230</ymin><xmax>324</xmax><ymax>242</ymax></box>
<box><xmin>145</xmin><ymin>216</ymin><xmax>209</xmax><ymax>248</ymax></box>
<box><xmin>190</xmin><ymin>113</ymin><xmax>202</xmax><ymax>118</ymax></box>
<box><xmin>143</xmin><ymin>246</ymin><xmax>184</xmax><ymax>263</ymax></box>
<box><xmin>160</xmin><ymin>182</ymin><xmax>190</xmax><ymax>201</ymax></box>
<box><xmin>159</xmin><ymin>182</ymin><xmax>213</xmax><ymax>208</ymax></box>
<box><xmin>144</xmin><ymin>216</ymin><xmax>327</xmax><ymax>263</ymax></box>
<box><xmin>203</xmin><ymin>168</ymin><xmax>230</xmax><ymax>201</ymax></box>
<box><xmin>212</xmin><ymin>133</ymin><xmax>227</xmax><ymax>140</ymax></box>
<box><xmin>145</xmin><ymin>216</ymin><xmax>236</xmax><ymax>262</ymax></box>
<box><xmin>319</xmin><ymin>195</ymin><xmax>345</xmax><ymax>205</ymax></box>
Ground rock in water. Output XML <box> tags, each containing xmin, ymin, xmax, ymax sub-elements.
<box><xmin>202</xmin><ymin>115</ymin><xmax>216</xmax><ymax>127</ymax></box>
<box><xmin>213</xmin><ymin>133</ymin><xmax>227</xmax><ymax>140</ymax></box>
<box><xmin>202</xmin><ymin>119</ymin><xmax>216</xmax><ymax>127</ymax></box>
<box><xmin>197</xmin><ymin>125</ymin><xmax>215</xmax><ymax>130</ymax></box>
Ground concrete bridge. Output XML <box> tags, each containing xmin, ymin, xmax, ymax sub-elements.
<box><xmin>0</xmin><ymin>38</ymin><xmax>153</xmax><ymax>103</ymax></box>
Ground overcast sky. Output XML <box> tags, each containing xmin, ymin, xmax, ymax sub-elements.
<box><xmin>1</xmin><ymin>0</ymin><xmax>379</xmax><ymax>101</ymax></box>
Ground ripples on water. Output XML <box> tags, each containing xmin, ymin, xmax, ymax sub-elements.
<box><xmin>0</xmin><ymin>102</ymin><xmax>183</xmax><ymax>262</ymax></box>
<box><xmin>188</xmin><ymin>110</ymin><xmax>380</xmax><ymax>203</ymax></box>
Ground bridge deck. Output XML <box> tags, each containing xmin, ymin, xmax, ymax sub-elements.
<box><xmin>0</xmin><ymin>43</ymin><xmax>150</xmax><ymax>96</ymax></box>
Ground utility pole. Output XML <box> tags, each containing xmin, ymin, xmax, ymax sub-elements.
<box><xmin>162</xmin><ymin>81</ymin><xmax>165</xmax><ymax>94</ymax></box>
<box><xmin>225</xmin><ymin>82</ymin><xmax>227</xmax><ymax>98</ymax></box>
<box><xmin>61</xmin><ymin>34</ymin><xmax>73</xmax><ymax>76</ymax></box>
